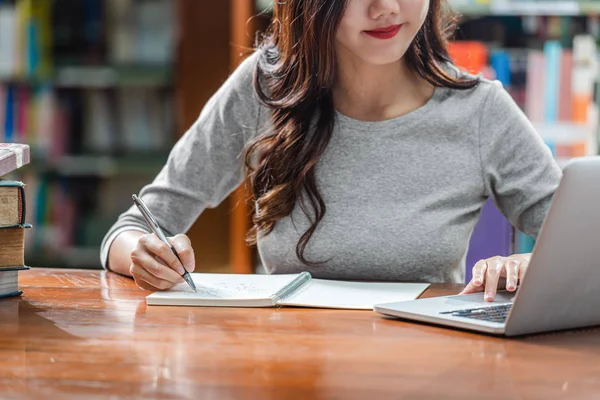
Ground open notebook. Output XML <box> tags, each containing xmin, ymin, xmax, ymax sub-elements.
<box><xmin>146</xmin><ymin>272</ymin><xmax>430</xmax><ymax>310</ymax></box>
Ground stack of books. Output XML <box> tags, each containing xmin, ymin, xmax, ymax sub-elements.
<box><xmin>0</xmin><ymin>143</ymin><xmax>31</xmax><ymax>299</ymax></box>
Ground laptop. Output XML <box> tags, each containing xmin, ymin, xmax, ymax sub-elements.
<box><xmin>374</xmin><ymin>156</ymin><xmax>600</xmax><ymax>336</ymax></box>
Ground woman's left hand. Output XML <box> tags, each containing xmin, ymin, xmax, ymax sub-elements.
<box><xmin>460</xmin><ymin>253</ymin><xmax>531</xmax><ymax>301</ymax></box>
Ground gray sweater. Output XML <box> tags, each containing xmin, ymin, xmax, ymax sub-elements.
<box><xmin>100</xmin><ymin>51</ymin><xmax>562</xmax><ymax>283</ymax></box>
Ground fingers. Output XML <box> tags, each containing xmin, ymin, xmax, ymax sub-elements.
<box><xmin>460</xmin><ymin>259</ymin><xmax>488</xmax><ymax>295</ymax></box>
<box><xmin>484</xmin><ymin>257</ymin><xmax>504</xmax><ymax>302</ymax></box>
<box><xmin>504</xmin><ymin>254</ymin><xmax>530</xmax><ymax>292</ymax></box>
<box><xmin>132</xmin><ymin>268</ymin><xmax>163</xmax><ymax>291</ymax></box>
<box><xmin>460</xmin><ymin>253</ymin><xmax>532</xmax><ymax>300</ymax></box>
<box><xmin>129</xmin><ymin>233</ymin><xmax>193</xmax><ymax>292</ymax></box>
<box><xmin>518</xmin><ymin>256</ymin><xmax>530</xmax><ymax>281</ymax></box>
<box><xmin>505</xmin><ymin>259</ymin><xmax>519</xmax><ymax>291</ymax></box>
<box><xmin>472</xmin><ymin>259</ymin><xmax>487</xmax><ymax>286</ymax></box>
<box><xmin>170</xmin><ymin>234</ymin><xmax>195</xmax><ymax>273</ymax></box>
<box><xmin>138</xmin><ymin>234</ymin><xmax>185</xmax><ymax>275</ymax></box>
<box><xmin>131</xmin><ymin>249</ymin><xmax>182</xmax><ymax>285</ymax></box>
<box><xmin>130</xmin><ymin>263</ymin><xmax>177</xmax><ymax>291</ymax></box>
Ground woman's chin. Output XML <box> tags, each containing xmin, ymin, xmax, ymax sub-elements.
<box><xmin>357</xmin><ymin>52</ymin><xmax>408</xmax><ymax>67</ymax></box>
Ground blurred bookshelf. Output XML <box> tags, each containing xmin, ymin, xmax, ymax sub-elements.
<box><xmin>0</xmin><ymin>0</ymin><xmax>265</xmax><ymax>272</ymax></box>
<box><xmin>256</xmin><ymin>0</ymin><xmax>600</xmax><ymax>16</ymax></box>
<box><xmin>0</xmin><ymin>0</ymin><xmax>177</xmax><ymax>269</ymax></box>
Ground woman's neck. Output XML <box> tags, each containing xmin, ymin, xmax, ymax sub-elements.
<box><xmin>332</xmin><ymin>50</ymin><xmax>434</xmax><ymax>122</ymax></box>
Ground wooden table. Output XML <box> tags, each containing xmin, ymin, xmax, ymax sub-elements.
<box><xmin>2</xmin><ymin>269</ymin><xmax>600</xmax><ymax>400</ymax></box>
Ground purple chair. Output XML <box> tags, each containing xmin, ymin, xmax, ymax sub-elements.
<box><xmin>465</xmin><ymin>199</ymin><xmax>514</xmax><ymax>283</ymax></box>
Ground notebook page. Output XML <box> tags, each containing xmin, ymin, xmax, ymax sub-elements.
<box><xmin>281</xmin><ymin>279</ymin><xmax>430</xmax><ymax>310</ymax></box>
<box><xmin>146</xmin><ymin>273</ymin><xmax>303</xmax><ymax>305</ymax></box>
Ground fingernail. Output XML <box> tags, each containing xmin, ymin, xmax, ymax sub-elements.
<box><xmin>507</xmin><ymin>282</ymin><xmax>516</xmax><ymax>291</ymax></box>
<box><xmin>485</xmin><ymin>292</ymin><xmax>493</xmax><ymax>301</ymax></box>
<box><xmin>474</xmin><ymin>278</ymin><xmax>482</xmax><ymax>286</ymax></box>
<box><xmin>176</xmin><ymin>266</ymin><xmax>185</xmax><ymax>275</ymax></box>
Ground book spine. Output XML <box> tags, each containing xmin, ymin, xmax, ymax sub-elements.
<box><xmin>271</xmin><ymin>271</ymin><xmax>311</xmax><ymax>306</ymax></box>
<box><xmin>0</xmin><ymin>180</ymin><xmax>29</xmax><ymax>228</ymax></box>
<box><xmin>0</xmin><ymin>84</ymin><xmax>5</xmax><ymax>142</ymax></box>
<box><xmin>18</xmin><ymin>182</ymin><xmax>24</xmax><ymax>225</ymax></box>
<box><xmin>543</xmin><ymin>41</ymin><xmax>562</xmax><ymax>124</ymax></box>
<box><xmin>0</xmin><ymin>4</ymin><xmax>17</xmax><ymax>77</ymax></box>
<box><xmin>4</xmin><ymin>84</ymin><xmax>14</xmax><ymax>141</ymax></box>
<box><xmin>572</xmin><ymin>35</ymin><xmax>596</xmax><ymax>125</ymax></box>
<box><xmin>525</xmin><ymin>51</ymin><xmax>545</xmax><ymax>123</ymax></box>
<box><xmin>558</xmin><ymin>50</ymin><xmax>573</xmax><ymax>122</ymax></box>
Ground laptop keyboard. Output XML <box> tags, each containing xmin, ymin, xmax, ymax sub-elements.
<box><xmin>440</xmin><ymin>304</ymin><xmax>513</xmax><ymax>323</ymax></box>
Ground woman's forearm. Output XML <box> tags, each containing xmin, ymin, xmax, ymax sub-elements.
<box><xmin>107</xmin><ymin>231</ymin><xmax>145</xmax><ymax>277</ymax></box>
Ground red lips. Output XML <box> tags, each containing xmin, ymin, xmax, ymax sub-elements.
<box><xmin>364</xmin><ymin>24</ymin><xmax>402</xmax><ymax>40</ymax></box>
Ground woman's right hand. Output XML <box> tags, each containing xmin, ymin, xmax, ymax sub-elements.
<box><xmin>129</xmin><ymin>233</ymin><xmax>195</xmax><ymax>291</ymax></box>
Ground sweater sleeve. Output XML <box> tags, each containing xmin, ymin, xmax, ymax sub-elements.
<box><xmin>100</xmin><ymin>51</ymin><xmax>263</xmax><ymax>270</ymax></box>
<box><xmin>478</xmin><ymin>80</ymin><xmax>562</xmax><ymax>239</ymax></box>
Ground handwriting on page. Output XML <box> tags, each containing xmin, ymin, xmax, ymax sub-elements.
<box><xmin>181</xmin><ymin>285</ymin><xmax>225</xmax><ymax>298</ymax></box>
<box><xmin>174</xmin><ymin>281</ymin><xmax>274</xmax><ymax>299</ymax></box>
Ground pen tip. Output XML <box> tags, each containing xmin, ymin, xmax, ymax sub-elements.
<box><xmin>183</xmin><ymin>273</ymin><xmax>197</xmax><ymax>292</ymax></box>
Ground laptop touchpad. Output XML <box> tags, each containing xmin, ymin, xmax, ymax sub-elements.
<box><xmin>440</xmin><ymin>291</ymin><xmax>516</xmax><ymax>307</ymax></box>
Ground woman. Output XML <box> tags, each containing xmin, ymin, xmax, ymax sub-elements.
<box><xmin>101</xmin><ymin>0</ymin><xmax>561</xmax><ymax>302</ymax></box>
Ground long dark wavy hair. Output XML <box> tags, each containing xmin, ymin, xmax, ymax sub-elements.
<box><xmin>244</xmin><ymin>0</ymin><xmax>479</xmax><ymax>267</ymax></box>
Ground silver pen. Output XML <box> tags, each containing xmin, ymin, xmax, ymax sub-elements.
<box><xmin>132</xmin><ymin>194</ymin><xmax>197</xmax><ymax>292</ymax></box>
